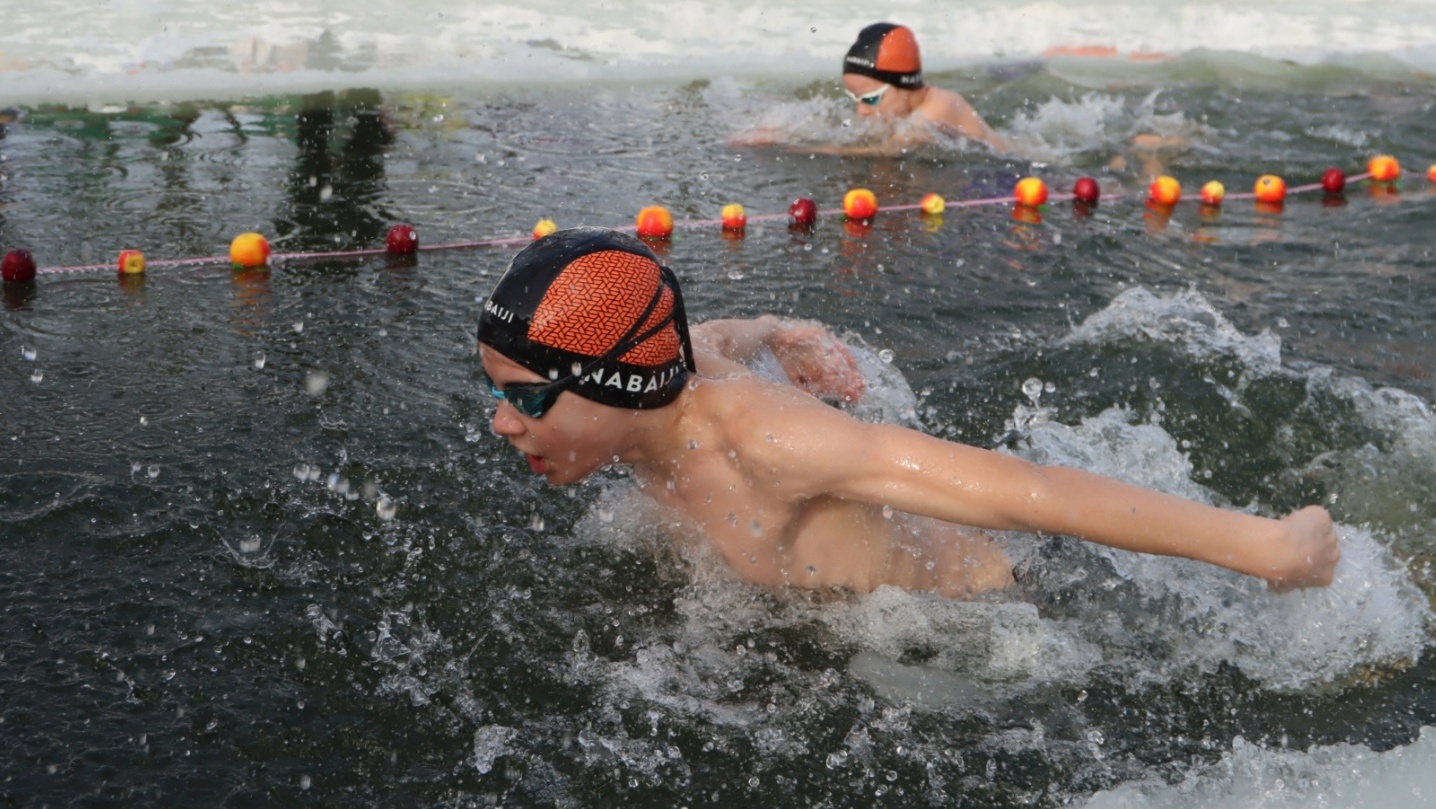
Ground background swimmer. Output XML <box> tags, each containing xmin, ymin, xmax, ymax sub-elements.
<box><xmin>731</xmin><ymin>22</ymin><xmax>1006</xmax><ymax>155</ymax></box>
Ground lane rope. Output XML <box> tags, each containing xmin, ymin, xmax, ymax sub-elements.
<box><xmin>3</xmin><ymin>157</ymin><xmax>1427</xmax><ymax>281</ymax></box>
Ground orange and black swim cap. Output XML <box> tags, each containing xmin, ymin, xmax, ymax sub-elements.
<box><xmin>843</xmin><ymin>23</ymin><xmax>924</xmax><ymax>89</ymax></box>
<box><xmin>477</xmin><ymin>226</ymin><xmax>696</xmax><ymax>410</ymax></box>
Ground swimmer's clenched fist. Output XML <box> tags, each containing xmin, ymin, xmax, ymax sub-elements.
<box><xmin>1266</xmin><ymin>506</ymin><xmax>1341</xmax><ymax>592</ymax></box>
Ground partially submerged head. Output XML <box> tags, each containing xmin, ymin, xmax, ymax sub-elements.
<box><xmin>842</xmin><ymin>23</ymin><xmax>924</xmax><ymax>118</ymax></box>
<box><xmin>477</xmin><ymin>226</ymin><xmax>696</xmax><ymax>482</ymax></box>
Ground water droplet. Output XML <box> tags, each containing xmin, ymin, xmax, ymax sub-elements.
<box><xmin>305</xmin><ymin>370</ymin><xmax>330</xmax><ymax>396</ymax></box>
<box><xmin>748</xmin><ymin>519</ymin><xmax>763</xmax><ymax>537</ymax></box>
<box><xmin>238</xmin><ymin>537</ymin><xmax>262</xmax><ymax>553</ymax></box>
<box><xmin>139</xmin><ymin>415</ymin><xmax>148</xmax><ymax>426</ymax></box>
<box><xmin>727</xmin><ymin>270</ymin><xmax>745</xmax><ymax>281</ymax></box>
<box><xmin>878</xmin><ymin>348</ymin><xmax>895</xmax><ymax>364</ymax></box>
<box><xmin>1077</xmin><ymin>689</ymin><xmax>1088</xmax><ymax>702</ymax></box>
<box><xmin>1086</xmin><ymin>728</ymin><xmax>1105</xmax><ymax>745</ymax></box>
<box><xmin>598</xmin><ymin>507</ymin><xmax>614</xmax><ymax>523</ymax></box>
<box><xmin>146</xmin><ymin>465</ymin><xmax>160</xmax><ymax>479</ymax></box>
<box><xmin>292</xmin><ymin>322</ymin><xmax>304</xmax><ymax>333</ymax></box>
<box><xmin>376</xmin><ymin>497</ymin><xmax>396</xmax><ymax>520</ymax></box>
<box><xmin>529</xmin><ymin>513</ymin><xmax>545</xmax><ymax>531</ymax></box>
<box><xmin>299</xmin><ymin>774</ymin><xmax>311</xmax><ymax>790</ymax></box>
<box><xmin>29</xmin><ymin>370</ymin><xmax>43</xmax><ymax>383</ymax></box>
<box><xmin>252</xmin><ymin>352</ymin><xmax>266</xmax><ymax>370</ymax></box>
<box><xmin>319</xmin><ymin>185</ymin><xmax>333</xmax><ymax>202</ymax></box>
<box><xmin>881</xmin><ymin>505</ymin><xmax>894</xmax><ymax>519</ymax></box>
<box><xmin>21</xmin><ymin>346</ymin><xmax>36</xmax><ymax>361</ymax></box>
<box><xmin>1021</xmin><ymin>377</ymin><xmax>1043</xmax><ymax>405</ymax></box>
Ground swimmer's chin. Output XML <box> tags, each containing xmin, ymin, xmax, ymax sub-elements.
<box><xmin>527</xmin><ymin>454</ymin><xmax>606</xmax><ymax>486</ymax></box>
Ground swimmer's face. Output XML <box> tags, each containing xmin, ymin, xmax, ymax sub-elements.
<box><xmin>479</xmin><ymin>345</ymin><xmax>634</xmax><ymax>486</ymax></box>
<box><xmin>843</xmin><ymin>74</ymin><xmax>908</xmax><ymax>119</ymax></box>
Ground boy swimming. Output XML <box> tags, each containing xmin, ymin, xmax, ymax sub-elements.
<box><xmin>477</xmin><ymin>227</ymin><xmax>1339</xmax><ymax>598</ymax></box>
<box><xmin>838</xmin><ymin>22</ymin><xmax>1006</xmax><ymax>152</ymax></box>
<box><xmin>730</xmin><ymin>22</ymin><xmax>1006</xmax><ymax>155</ymax></box>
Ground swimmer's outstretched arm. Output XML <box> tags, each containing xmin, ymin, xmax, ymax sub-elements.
<box><xmin>736</xmin><ymin>392</ymin><xmax>1340</xmax><ymax>590</ymax></box>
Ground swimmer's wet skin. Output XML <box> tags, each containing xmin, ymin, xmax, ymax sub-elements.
<box><xmin>477</xmin><ymin>227</ymin><xmax>1340</xmax><ymax>597</ymax></box>
<box><xmin>836</xmin><ymin>22</ymin><xmax>1006</xmax><ymax>153</ymax></box>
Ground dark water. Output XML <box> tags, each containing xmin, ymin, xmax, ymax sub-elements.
<box><xmin>2</xmin><ymin>58</ymin><xmax>1435</xmax><ymax>807</ymax></box>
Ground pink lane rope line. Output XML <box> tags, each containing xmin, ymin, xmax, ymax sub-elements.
<box><xmin>27</xmin><ymin>171</ymin><xmax>1388</xmax><ymax>276</ymax></box>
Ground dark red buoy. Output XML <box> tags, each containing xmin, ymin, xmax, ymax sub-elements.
<box><xmin>1321</xmin><ymin>167</ymin><xmax>1346</xmax><ymax>195</ymax></box>
<box><xmin>1072</xmin><ymin>177</ymin><xmax>1100</xmax><ymax>205</ymax></box>
<box><xmin>385</xmin><ymin>224</ymin><xmax>419</xmax><ymax>254</ymax></box>
<box><xmin>788</xmin><ymin>197</ymin><xmax>817</xmax><ymax>227</ymax></box>
<box><xmin>2</xmin><ymin>249</ymin><xmax>37</xmax><ymax>283</ymax></box>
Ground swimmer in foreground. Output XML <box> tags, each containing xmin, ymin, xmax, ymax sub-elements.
<box><xmin>731</xmin><ymin>22</ymin><xmax>1007</xmax><ymax>155</ymax></box>
<box><xmin>476</xmin><ymin>227</ymin><xmax>1340</xmax><ymax>599</ymax></box>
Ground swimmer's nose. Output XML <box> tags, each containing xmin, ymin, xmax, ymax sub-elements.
<box><xmin>490</xmin><ymin>401</ymin><xmax>526</xmax><ymax>437</ymax></box>
<box><xmin>856</xmin><ymin>103</ymin><xmax>877</xmax><ymax>118</ymax></box>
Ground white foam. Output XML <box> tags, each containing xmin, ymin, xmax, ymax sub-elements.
<box><xmin>1011</xmin><ymin>406</ymin><xmax>1430</xmax><ymax>691</ymax></box>
<box><xmin>1061</xmin><ymin>286</ymin><xmax>1285</xmax><ymax>375</ymax></box>
<box><xmin>1083</xmin><ymin>725</ymin><xmax>1436</xmax><ymax>809</ymax></box>
<box><xmin>5</xmin><ymin>0</ymin><xmax>1436</xmax><ymax>104</ymax></box>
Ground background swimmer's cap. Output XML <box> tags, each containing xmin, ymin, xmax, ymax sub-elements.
<box><xmin>477</xmin><ymin>226</ymin><xmax>695</xmax><ymax>410</ymax></box>
<box><xmin>843</xmin><ymin>23</ymin><xmax>924</xmax><ymax>89</ymax></box>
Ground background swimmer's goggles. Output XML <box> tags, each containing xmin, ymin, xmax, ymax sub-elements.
<box><xmin>843</xmin><ymin>85</ymin><xmax>890</xmax><ymax>106</ymax></box>
<box><xmin>485</xmin><ymin>265</ymin><xmax>696</xmax><ymax>419</ymax></box>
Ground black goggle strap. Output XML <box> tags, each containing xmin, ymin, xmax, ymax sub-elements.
<box><xmin>661</xmin><ymin>265</ymin><xmax>698</xmax><ymax>374</ymax></box>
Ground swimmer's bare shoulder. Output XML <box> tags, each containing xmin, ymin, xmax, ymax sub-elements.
<box><xmin>917</xmin><ymin>87</ymin><xmax>1006</xmax><ymax>152</ymax></box>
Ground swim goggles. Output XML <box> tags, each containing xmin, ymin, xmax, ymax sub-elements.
<box><xmin>843</xmin><ymin>84</ymin><xmax>890</xmax><ymax>106</ymax></box>
<box><xmin>483</xmin><ymin>373</ymin><xmax>568</xmax><ymax>420</ymax></box>
<box><xmin>483</xmin><ymin>265</ymin><xmax>696</xmax><ymax>419</ymax></box>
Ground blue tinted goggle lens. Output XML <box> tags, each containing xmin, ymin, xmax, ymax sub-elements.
<box><xmin>485</xmin><ymin>376</ymin><xmax>565</xmax><ymax>419</ymax></box>
<box><xmin>843</xmin><ymin>85</ymin><xmax>889</xmax><ymax>106</ymax></box>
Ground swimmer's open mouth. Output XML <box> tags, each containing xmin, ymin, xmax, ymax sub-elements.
<box><xmin>526</xmin><ymin>454</ymin><xmax>547</xmax><ymax>474</ymax></box>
